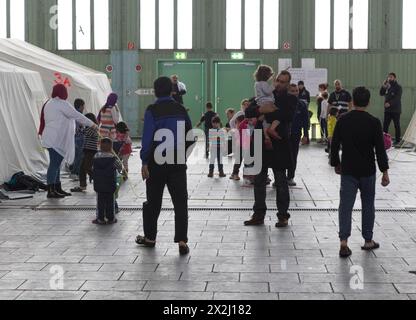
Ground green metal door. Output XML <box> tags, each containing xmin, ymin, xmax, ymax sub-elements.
<box><xmin>158</xmin><ymin>61</ymin><xmax>205</xmax><ymax>126</ymax></box>
<box><xmin>214</xmin><ymin>61</ymin><xmax>260</xmax><ymax>123</ymax></box>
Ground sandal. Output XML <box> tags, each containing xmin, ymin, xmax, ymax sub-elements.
<box><xmin>135</xmin><ymin>235</ymin><xmax>156</xmax><ymax>248</ymax></box>
<box><xmin>339</xmin><ymin>246</ymin><xmax>352</xmax><ymax>258</ymax></box>
<box><xmin>92</xmin><ymin>219</ymin><xmax>106</xmax><ymax>225</ymax></box>
<box><xmin>361</xmin><ymin>241</ymin><xmax>380</xmax><ymax>251</ymax></box>
<box><xmin>70</xmin><ymin>187</ymin><xmax>86</xmax><ymax>193</ymax></box>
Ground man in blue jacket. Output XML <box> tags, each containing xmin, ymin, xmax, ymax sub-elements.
<box><xmin>136</xmin><ymin>77</ymin><xmax>195</xmax><ymax>256</ymax></box>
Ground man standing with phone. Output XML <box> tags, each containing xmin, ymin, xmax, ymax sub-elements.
<box><xmin>380</xmin><ymin>72</ymin><xmax>403</xmax><ymax>147</ymax></box>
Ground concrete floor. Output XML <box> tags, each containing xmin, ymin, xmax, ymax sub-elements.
<box><xmin>0</xmin><ymin>142</ymin><xmax>416</xmax><ymax>300</ymax></box>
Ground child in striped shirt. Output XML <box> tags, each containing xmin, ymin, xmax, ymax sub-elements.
<box><xmin>71</xmin><ymin>113</ymin><xmax>99</xmax><ymax>193</ymax></box>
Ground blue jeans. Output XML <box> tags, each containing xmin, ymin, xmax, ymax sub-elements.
<box><xmin>70</xmin><ymin>136</ymin><xmax>84</xmax><ymax>175</ymax></box>
<box><xmin>47</xmin><ymin>149</ymin><xmax>64</xmax><ymax>185</ymax></box>
<box><xmin>339</xmin><ymin>175</ymin><xmax>376</xmax><ymax>242</ymax></box>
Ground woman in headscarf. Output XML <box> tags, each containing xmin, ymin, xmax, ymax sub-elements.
<box><xmin>98</xmin><ymin>93</ymin><xmax>120</xmax><ymax>140</ymax></box>
<box><xmin>39</xmin><ymin>84</ymin><xmax>97</xmax><ymax>199</ymax></box>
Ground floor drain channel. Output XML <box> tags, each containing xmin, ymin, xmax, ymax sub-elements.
<box><xmin>29</xmin><ymin>207</ymin><xmax>416</xmax><ymax>213</ymax></box>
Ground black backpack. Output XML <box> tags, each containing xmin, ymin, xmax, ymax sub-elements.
<box><xmin>4</xmin><ymin>172</ymin><xmax>47</xmax><ymax>192</ymax></box>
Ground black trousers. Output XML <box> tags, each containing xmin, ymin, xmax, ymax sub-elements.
<box><xmin>320</xmin><ymin>118</ymin><xmax>328</xmax><ymax>139</ymax></box>
<box><xmin>143</xmin><ymin>164</ymin><xmax>188</xmax><ymax>243</ymax></box>
<box><xmin>253</xmin><ymin>166</ymin><xmax>290</xmax><ymax>220</ymax></box>
<box><xmin>205</xmin><ymin>130</ymin><xmax>210</xmax><ymax>158</ymax></box>
<box><xmin>79</xmin><ymin>150</ymin><xmax>97</xmax><ymax>188</ymax></box>
<box><xmin>384</xmin><ymin>112</ymin><xmax>401</xmax><ymax>143</ymax></box>
<box><xmin>287</xmin><ymin>133</ymin><xmax>301</xmax><ymax>180</ymax></box>
<box><xmin>97</xmin><ymin>192</ymin><xmax>115</xmax><ymax>221</ymax></box>
<box><xmin>232</xmin><ymin>146</ymin><xmax>243</xmax><ymax>175</ymax></box>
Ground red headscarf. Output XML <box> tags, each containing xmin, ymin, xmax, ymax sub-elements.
<box><xmin>38</xmin><ymin>84</ymin><xmax>69</xmax><ymax>135</ymax></box>
<box><xmin>52</xmin><ymin>84</ymin><xmax>68</xmax><ymax>100</ymax></box>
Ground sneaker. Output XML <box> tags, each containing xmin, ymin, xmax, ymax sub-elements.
<box><xmin>339</xmin><ymin>246</ymin><xmax>352</xmax><ymax>258</ymax></box>
<box><xmin>107</xmin><ymin>219</ymin><xmax>118</xmax><ymax>225</ymax></box>
<box><xmin>276</xmin><ymin>218</ymin><xmax>289</xmax><ymax>228</ymax></box>
<box><xmin>244</xmin><ymin>215</ymin><xmax>265</xmax><ymax>226</ymax></box>
<box><xmin>361</xmin><ymin>241</ymin><xmax>380</xmax><ymax>251</ymax></box>
<box><xmin>179</xmin><ymin>244</ymin><xmax>190</xmax><ymax>256</ymax></box>
<box><xmin>287</xmin><ymin>179</ymin><xmax>297</xmax><ymax>187</ymax></box>
<box><xmin>230</xmin><ymin>174</ymin><xmax>241</xmax><ymax>181</ymax></box>
<box><xmin>244</xmin><ymin>179</ymin><xmax>254</xmax><ymax>186</ymax></box>
<box><xmin>92</xmin><ymin>219</ymin><xmax>106</xmax><ymax>225</ymax></box>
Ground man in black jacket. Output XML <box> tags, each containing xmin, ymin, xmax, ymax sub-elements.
<box><xmin>288</xmin><ymin>84</ymin><xmax>310</xmax><ymax>186</ymax></box>
<box><xmin>328</xmin><ymin>79</ymin><xmax>352</xmax><ymax>116</ymax></box>
<box><xmin>298</xmin><ymin>81</ymin><xmax>311</xmax><ymax>106</ymax></box>
<box><xmin>331</xmin><ymin>87</ymin><xmax>390</xmax><ymax>258</ymax></box>
<box><xmin>380</xmin><ymin>72</ymin><xmax>403</xmax><ymax>146</ymax></box>
<box><xmin>244</xmin><ymin>71</ymin><xmax>297</xmax><ymax>228</ymax></box>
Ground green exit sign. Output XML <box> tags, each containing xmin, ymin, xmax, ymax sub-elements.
<box><xmin>231</xmin><ymin>52</ymin><xmax>245</xmax><ymax>60</ymax></box>
<box><xmin>174</xmin><ymin>52</ymin><xmax>187</xmax><ymax>60</ymax></box>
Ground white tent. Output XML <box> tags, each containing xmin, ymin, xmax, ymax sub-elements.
<box><xmin>0</xmin><ymin>39</ymin><xmax>112</xmax><ymax>115</ymax></box>
<box><xmin>403</xmin><ymin>111</ymin><xmax>416</xmax><ymax>145</ymax></box>
<box><xmin>0</xmin><ymin>61</ymin><xmax>48</xmax><ymax>183</ymax></box>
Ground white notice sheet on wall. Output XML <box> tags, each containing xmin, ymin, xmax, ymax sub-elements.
<box><xmin>289</xmin><ymin>68</ymin><xmax>328</xmax><ymax>96</ymax></box>
<box><xmin>278</xmin><ymin>59</ymin><xmax>292</xmax><ymax>73</ymax></box>
<box><xmin>301</xmin><ymin>58</ymin><xmax>316</xmax><ymax>70</ymax></box>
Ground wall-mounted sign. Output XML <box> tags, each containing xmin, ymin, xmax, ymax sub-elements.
<box><xmin>135</xmin><ymin>88</ymin><xmax>155</xmax><ymax>96</ymax></box>
<box><xmin>135</xmin><ymin>64</ymin><xmax>142</xmax><ymax>72</ymax></box>
<box><xmin>105</xmin><ymin>65</ymin><xmax>113</xmax><ymax>73</ymax></box>
<box><xmin>283</xmin><ymin>42</ymin><xmax>291</xmax><ymax>50</ymax></box>
<box><xmin>128</xmin><ymin>42</ymin><xmax>135</xmax><ymax>50</ymax></box>
<box><xmin>174</xmin><ymin>52</ymin><xmax>187</xmax><ymax>60</ymax></box>
<box><xmin>231</xmin><ymin>52</ymin><xmax>245</xmax><ymax>60</ymax></box>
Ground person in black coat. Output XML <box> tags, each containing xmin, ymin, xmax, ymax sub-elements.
<box><xmin>244</xmin><ymin>71</ymin><xmax>297</xmax><ymax>229</ymax></box>
<box><xmin>287</xmin><ymin>84</ymin><xmax>310</xmax><ymax>186</ymax></box>
<box><xmin>380</xmin><ymin>72</ymin><xmax>403</xmax><ymax>146</ymax></box>
<box><xmin>298</xmin><ymin>81</ymin><xmax>311</xmax><ymax>106</ymax></box>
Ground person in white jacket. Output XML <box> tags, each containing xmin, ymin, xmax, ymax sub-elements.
<box><xmin>39</xmin><ymin>84</ymin><xmax>97</xmax><ymax>199</ymax></box>
<box><xmin>171</xmin><ymin>75</ymin><xmax>187</xmax><ymax>105</ymax></box>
